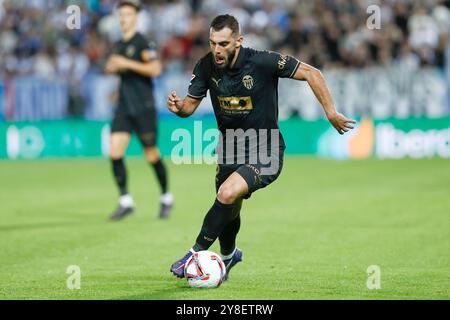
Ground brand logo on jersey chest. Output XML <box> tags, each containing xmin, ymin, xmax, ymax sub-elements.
<box><xmin>211</xmin><ymin>77</ymin><xmax>221</xmax><ymax>87</ymax></box>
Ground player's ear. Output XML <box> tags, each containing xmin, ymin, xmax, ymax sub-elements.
<box><xmin>235</xmin><ymin>35</ymin><xmax>243</xmax><ymax>48</ymax></box>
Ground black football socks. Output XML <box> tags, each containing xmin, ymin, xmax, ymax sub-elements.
<box><xmin>193</xmin><ymin>199</ymin><xmax>236</xmax><ymax>251</ymax></box>
<box><xmin>150</xmin><ymin>159</ymin><xmax>168</xmax><ymax>194</ymax></box>
<box><xmin>219</xmin><ymin>214</ymin><xmax>241</xmax><ymax>256</ymax></box>
<box><xmin>111</xmin><ymin>158</ymin><xmax>128</xmax><ymax>196</ymax></box>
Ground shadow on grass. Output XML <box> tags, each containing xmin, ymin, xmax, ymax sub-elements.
<box><xmin>112</xmin><ymin>284</ymin><xmax>191</xmax><ymax>300</ymax></box>
<box><xmin>0</xmin><ymin>221</ymin><xmax>85</xmax><ymax>232</ymax></box>
<box><xmin>111</xmin><ymin>278</ymin><xmax>225</xmax><ymax>300</ymax></box>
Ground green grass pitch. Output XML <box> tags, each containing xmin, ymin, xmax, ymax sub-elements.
<box><xmin>0</xmin><ymin>157</ymin><xmax>449</xmax><ymax>300</ymax></box>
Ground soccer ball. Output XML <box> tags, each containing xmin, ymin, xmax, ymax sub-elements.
<box><xmin>184</xmin><ymin>250</ymin><xmax>226</xmax><ymax>288</ymax></box>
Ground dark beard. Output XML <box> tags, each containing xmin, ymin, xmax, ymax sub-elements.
<box><xmin>213</xmin><ymin>49</ymin><xmax>236</xmax><ymax>69</ymax></box>
<box><xmin>225</xmin><ymin>50</ymin><xmax>236</xmax><ymax>70</ymax></box>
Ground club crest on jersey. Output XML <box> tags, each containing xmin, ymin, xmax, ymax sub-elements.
<box><xmin>126</xmin><ymin>45</ymin><xmax>135</xmax><ymax>57</ymax></box>
<box><xmin>242</xmin><ymin>75</ymin><xmax>254</xmax><ymax>90</ymax></box>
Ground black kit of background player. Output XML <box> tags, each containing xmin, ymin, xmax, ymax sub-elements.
<box><xmin>105</xmin><ymin>0</ymin><xmax>173</xmax><ymax>220</ymax></box>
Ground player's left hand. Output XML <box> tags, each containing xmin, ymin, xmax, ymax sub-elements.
<box><xmin>327</xmin><ymin>112</ymin><xmax>356</xmax><ymax>135</ymax></box>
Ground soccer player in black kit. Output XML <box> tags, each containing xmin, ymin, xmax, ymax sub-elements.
<box><xmin>105</xmin><ymin>0</ymin><xmax>173</xmax><ymax>220</ymax></box>
<box><xmin>167</xmin><ymin>15</ymin><xmax>356</xmax><ymax>279</ymax></box>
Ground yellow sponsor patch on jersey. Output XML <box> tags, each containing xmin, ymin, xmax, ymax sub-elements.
<box><xmin>217</xmin><ymin>96</ymin><xmax>253</xmax><ymax>111</ymax></box>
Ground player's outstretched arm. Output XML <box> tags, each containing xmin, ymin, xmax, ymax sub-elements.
<box><xmin>167</xmin><ymin>91</ymin><xmax>202</xmax><ymax>118</ymax></box>
<box><xmin>292</xmin><ymin>62</ymin><xmax>356</xmax><ymax>135</ymax></box>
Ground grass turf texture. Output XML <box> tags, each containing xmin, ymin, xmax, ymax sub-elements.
<box><xmin>0</xmin><ymin>157</ymin><xmax>449</xmax><ymax>300</ymax></box>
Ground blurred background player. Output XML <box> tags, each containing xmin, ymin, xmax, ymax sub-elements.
<box><xmin>105</xmin><ymin>0</ymin><xmax>173</xmax><ymax>220</ymax></box>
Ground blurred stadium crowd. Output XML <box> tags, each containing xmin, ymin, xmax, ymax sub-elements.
<box><xmin>0</xmin><ymin>0</ymin><xmax>449</xmax><ymax>119</ymax></box>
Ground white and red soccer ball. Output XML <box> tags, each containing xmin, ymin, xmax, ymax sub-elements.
<box><xmin>184</xmin><ymin>250</ymin><xmax>226</xmax><ymax>288</ymax></box>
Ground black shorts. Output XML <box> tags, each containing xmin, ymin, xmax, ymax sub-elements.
<box><xmin>215</xmin><ymin>149</ymin><xmax>284</xmax><ymax>199</ymax></box>
<box><xmin>111</xmin><ymin>108</ymin><xmax>157</xmax><ymax>147</ymax></box>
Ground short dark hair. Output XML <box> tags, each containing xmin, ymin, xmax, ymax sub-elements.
<box><xmin>210</xmin><ymin>14</ymin><xmax>240</xmax><ymax>36</ymax></box>
<box><xmin>117</xmin><ymin>0</ymin><xmax>141</xmax><ymax>11</ymax></box>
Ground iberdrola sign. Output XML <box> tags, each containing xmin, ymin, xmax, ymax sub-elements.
<box><xmin>376</xmin><ymin>123</ymin><xmax>450</xmax><ymax>159</ymax></box>
<box><xmin>318</xmin><ymin>117</ymin><xmax>450</xmax><ymax>160</ymax></box>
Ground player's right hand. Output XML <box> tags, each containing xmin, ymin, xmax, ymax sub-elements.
<box><xmin>167</xmin><ymin>91</ymin><xmax>183</xmax><ymax>114</ymax></box>
<box><xmin>327</xmin><ymin>112</ymin><xmax>356</xmax><ymax>135</ymax></box>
